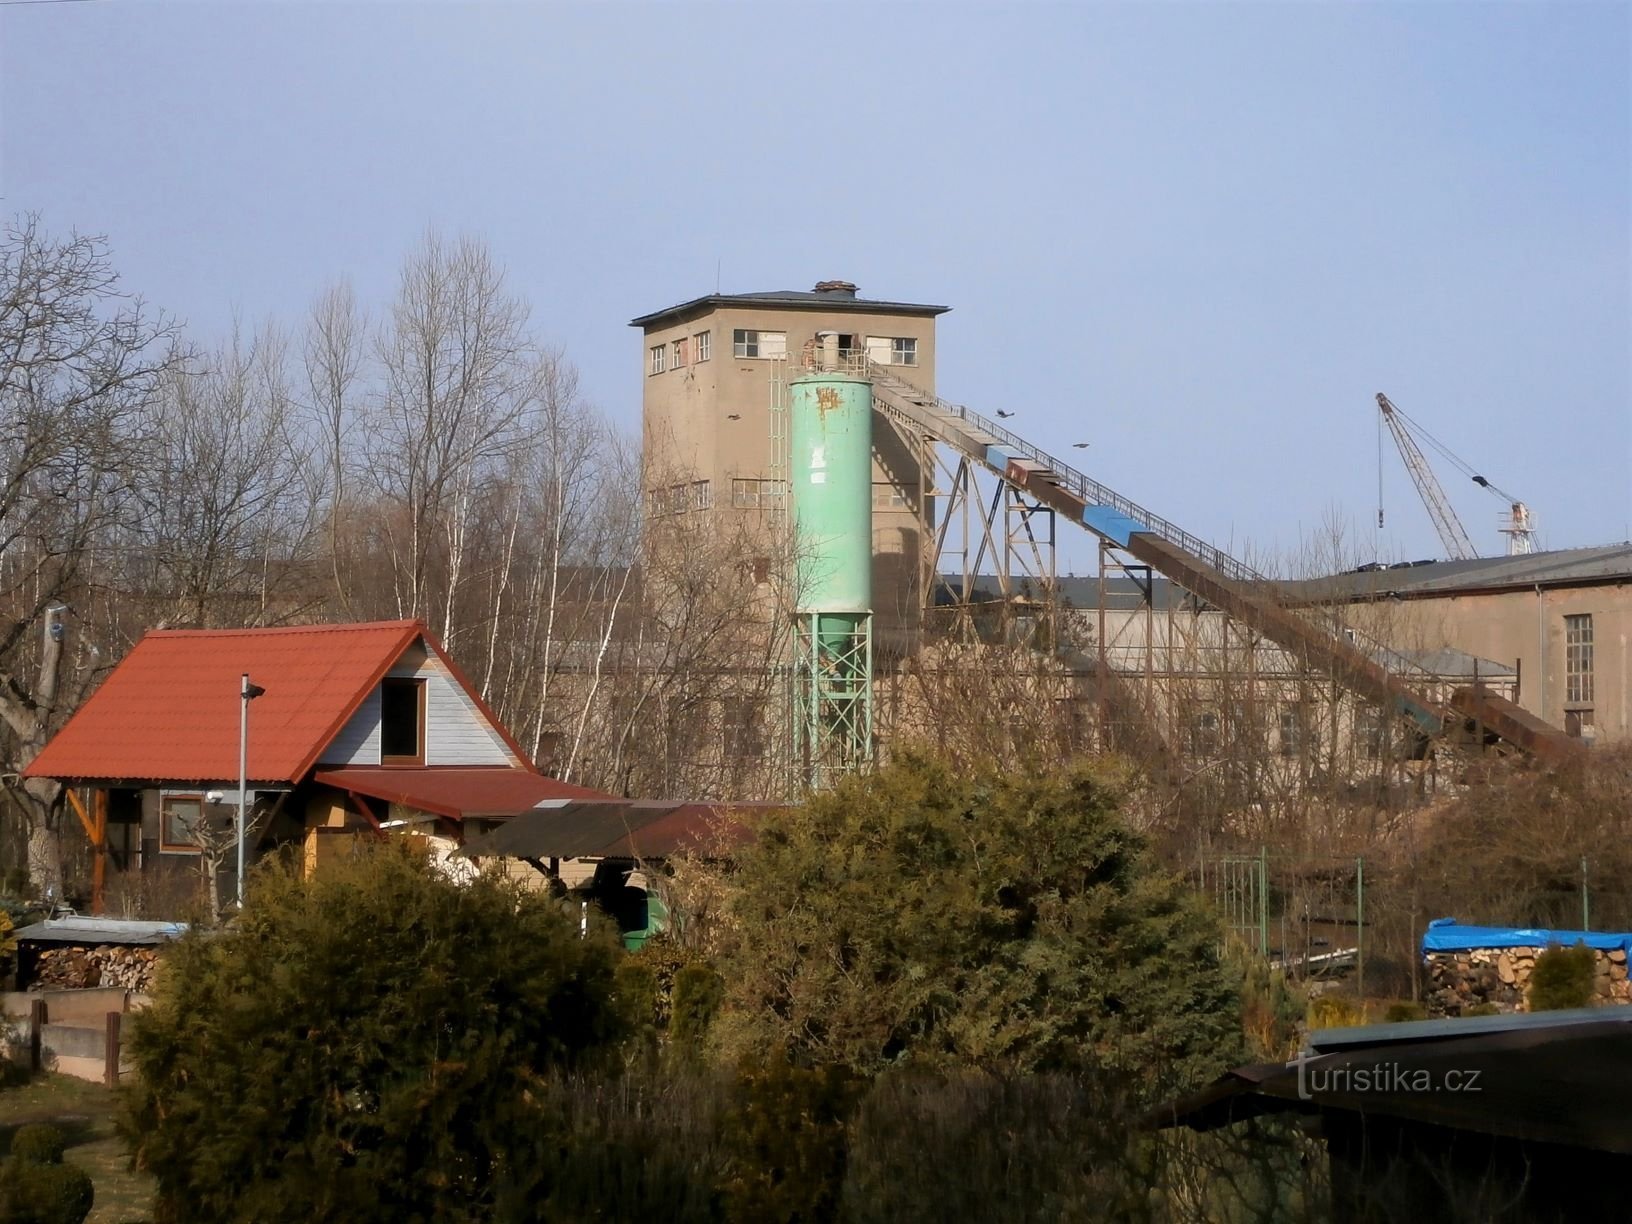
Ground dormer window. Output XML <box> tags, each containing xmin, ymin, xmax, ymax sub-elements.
<box><xmin>381</xmin><ymin>678</ymin><xmax>426</xmax><ymax>765</ymax></box>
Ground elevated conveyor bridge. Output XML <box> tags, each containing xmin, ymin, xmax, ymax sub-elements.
<box><xmin>858</xmin><ymin>361</ymin><xmax>1581</xmax><ymax>766</ymax></box>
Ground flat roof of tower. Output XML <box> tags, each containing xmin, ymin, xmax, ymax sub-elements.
<box><xmin>630</xmin><ymin>285</ymin><xmax>951</xmax><ymax>330</ymax></box>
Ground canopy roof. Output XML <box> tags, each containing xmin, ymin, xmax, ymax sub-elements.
<box><xmin>315</xmin><ymin>766</ymin><xmax>609</xmax><ymax>821</ymax></box>
<box><xmin>456</xmin><ymin>800</ymin><xmax>761</xmax><ymax>860</ymax></box>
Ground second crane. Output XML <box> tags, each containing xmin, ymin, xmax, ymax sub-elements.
<box><xmin>1376</xmin><ymin>392</ymin><xmax>1536</xmax><ymax>559</ymax></box>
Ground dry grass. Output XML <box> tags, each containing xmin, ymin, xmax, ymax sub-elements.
<box><xmin>0</xmin><ymin>1072</ymin><xmax>153</xmax><ymax>1223</ymax></box>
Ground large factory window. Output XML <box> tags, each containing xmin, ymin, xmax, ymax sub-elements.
<box><xmin>649</xmin><ymin>344</ymin><xmax>666</xmax><ymax>375</ymax></box>
<box><xmin>722</xmin><ymin>697</ymin><xmax>765</xmax><ymax>760</ymax></box>
<box><xmin>695</xmin><ymin>330</ymin><xmax>711</xmax><ymax>361</ymax></box>
<box><xmin>690</xmin><ymin>480</ymin><xmax>711</xmax><ymax>511</ymax></box>
<box><xmin>673</xmin><ymin>337</ymin><xmax>688</xmax><ymax>368</ymax></box>
<box><xmin>1565</xmin><ymin>613</ymin><xmax>1594</xmax><ymax>705</ymax></box>
<box><xmin>733</xmin><ymin>329</ymin><xmax>785</xmax><ymax>359</ymax></box>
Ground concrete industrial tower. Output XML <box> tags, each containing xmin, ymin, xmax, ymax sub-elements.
<box><xmin>632</xmin><ymin>281</ymin><xmax>948</xmax><ymax>649</ymax></box>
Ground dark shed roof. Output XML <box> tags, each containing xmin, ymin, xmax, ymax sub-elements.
<box><xmin>1149</xmin><ymin>1007</ymin><xmax>1632</xmax><ymax>1153</ymax></box>
<box><xmin>456</xmin><ymin>800</ymin><xmax>762</xmax><ymax>860</ymax></box>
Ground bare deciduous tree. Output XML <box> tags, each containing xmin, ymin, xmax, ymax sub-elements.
<box><xmin>0</xmin><ymin>217</ymin><xmax>179</xmax><ymax>895</ymax></box>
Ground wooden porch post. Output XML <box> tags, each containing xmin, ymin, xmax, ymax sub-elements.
<box><xmin>64</xmin><ymin>788</ymin><xmax>108</xmax><ymax>915</ymax></box>
<box><xmin>92</xmin><ymin>789</ymin><xmax>107</xmax><ymax>916</ymax></box>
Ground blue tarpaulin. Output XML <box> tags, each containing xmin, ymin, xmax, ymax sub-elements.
<box><xmin>1421</xmin><ymin>917</ymin><xmax>1632</xmax><ymax>956</ymax></box>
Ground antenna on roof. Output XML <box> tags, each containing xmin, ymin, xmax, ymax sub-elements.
<box><xmin>715</xmin><ymin>258</ymin><xmax>721</xmax><ymax>294</ymax></box>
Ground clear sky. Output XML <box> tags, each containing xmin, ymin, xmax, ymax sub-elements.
<box><xmin>3</xmin><ymin>0</ymin><xmax>1627</xmax><ymax>574</ymax></box>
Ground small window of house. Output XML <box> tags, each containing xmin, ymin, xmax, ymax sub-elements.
<box><xmin>649</xmin><ymin>344</ymin><xmax>666</xmax><ymax>375</ymax></box>
<box><xmin>695</xmin><ymin>330</ymin><xmax>711</xmax><ymax>361</ymax></box>
<box><xmin>691</xmin><ymin>480</ymin><xmax>711</xmax><ymax>511</ymax></box>
<box><xmin>381</xmin><ymin>677</ymin><xmax>426</xmax><ymax>765</ymax></box>
<box><xmin>673</xmin><ymin>336</ymin><xmax>688</xmax><ymax>368</ymax></box>
<box><xmin>892</xmin><ymin>337</ymin><xmax>917</xmax><ymax>366</ymax></box>
<box><xmin>731</xmin><ymin>477</ymin><xmax>758</xmax><ymax>508</ymax></box>
<box><xmin>160</xmin><ymin>794</ymin><xmax>203</xmax><ymax>853</ymax></box>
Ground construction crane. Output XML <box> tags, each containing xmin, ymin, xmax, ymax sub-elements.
<box><xmin>1375</xmin><ymin>393</ymin><xmax>1537</xmax><ymax>558</ymax></box>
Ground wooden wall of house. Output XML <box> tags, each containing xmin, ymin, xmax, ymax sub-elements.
<box><xmin>317</xmin><ymin>641</ymin><xmax>520</xmax><ymax>768</ymax></box>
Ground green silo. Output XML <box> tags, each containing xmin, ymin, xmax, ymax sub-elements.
<box><xmin>789</xmin><ymin>372</ymin><xmax>874</xmax><ymax>788</ymax></box>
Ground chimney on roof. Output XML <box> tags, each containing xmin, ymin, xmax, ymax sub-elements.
<box><xmin>813</xmin><ymin>280</ymin><xmax>858</xmax><ymax>299</ymax></box>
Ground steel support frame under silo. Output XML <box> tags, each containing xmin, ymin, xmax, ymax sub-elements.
<box><xmin>793</xmin><ymin>612</ymin><xmax>874</xmax><ymax>791</ymax></box>
<box><xmin>915</xmin><ymin>434</ymin><xmax>1057</xmax><ymax>647</ymax></box>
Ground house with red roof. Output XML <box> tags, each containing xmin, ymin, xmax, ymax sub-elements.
<box><xmin>23</xmin><ymin>619</ymin><xmax>611</xmax><ymax>909</ymax></box>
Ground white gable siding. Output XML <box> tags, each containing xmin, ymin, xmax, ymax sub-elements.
<box><xmin>318</xmin><ymin>688</ymin><xmax>382</xmax><ymax>765</ymax></box>
<box><xmin>316</xmin><ymin>641</ymin><xmax>521</xmax><ymax>768</ymax></box>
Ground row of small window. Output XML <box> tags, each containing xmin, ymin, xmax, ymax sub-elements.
<box><xmin>649</xmin><ymin>330</ymin><xmax>918</xmax><ymax>374</ymax></box>
<box><xmin>1185</xmin><ymin>703</ymin><xmax>1380</xmax><ymax>759</ymax></box>
<box><xmin>652</xmin><ymin>481</ymin><xmax>715</xmax><ymax>515</ymax></box>
<box><xmin>650</xmin><ymin>330</ymin><xmax>713</xmax><ymax>375</ymax></box>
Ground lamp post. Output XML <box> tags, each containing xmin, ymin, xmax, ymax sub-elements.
<box><xmin>237</xmin><ymin>672</ymin><xmax>266</xmax><ymax>908</ymax></box>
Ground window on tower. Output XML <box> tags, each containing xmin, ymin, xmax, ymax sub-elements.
<box><xmin>733</xmin><ymin>329</ymin><xmax>786</xmax><ymax>359</ymax></box>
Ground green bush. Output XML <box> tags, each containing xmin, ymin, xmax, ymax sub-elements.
<box><xmin>614</xmin><ymin>956</ymin><xmax>661</xmax><ymax>1045</ymax></box>
<box><xmin>842</xmin><ymin>1070</ymin><xmax>1149</xmax><ymax>1224</ymax></box>
<box><xmin>718</xmin><ymin>754</ymin><xmax>1240</xmax><ymax>1090</ymax></box>
<box><xmin>670</xmin><ymin>962</ymin><xmax>724</xmax><ymax>1052</ymax></box>
<box><xmin>1307</xmin><ymin>994</ymin><xmax>1365</xmax><ymax>1030</ymax></box>
<box><xmin>1463</xmin><ymin>1002</ymin><xmax>1501</xmax><ymax>1017</ymax></box>
<box><xmin>525</xmin><ymin>1066</ymin><xmax>729</xmax><ymax>1224</ymax></box>
<box><xmin>121</xmin><ymin>843</ymin><xmax>628</xmax><ymax>1224</ymax></box>
<box><xmin>0</xmin><ymin>1159</ymin><xmax>94</xmax><ymax>1224</ymax></box>
<box><xmin>1383</xmin><ymin>1001</ymin><xmax>1427</xmax><ymax>1024</ymax></box>
<box><xmin>1529</xmin><ymin>942</ymin><xmax>1597</xmax><ymax>1011</ymax></box>
<box><xmin>7</xmin><ymin>1125</ymin><xmax>64</xmax><ymax>1166</ymax></box>
<box><xmin>720</xmin><ymin>1053</ymin><xmax>859</xmax><ymax>1224</ymax></box>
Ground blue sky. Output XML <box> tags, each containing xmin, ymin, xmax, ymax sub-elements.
<box><xmin>3</xmin><ymin>0</ymin><xmax>1627</xmax><ymax>573</ymax></box>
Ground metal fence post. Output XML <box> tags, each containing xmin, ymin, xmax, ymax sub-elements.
<box><xmin>28</xmin><ymin>998</ymin><xmax>44</xmax><ymax>1072</ymax></box>
<box><xmin>1356</xmin><ymin>856</ymin><xmax>1365</xmax><ymax>1005</ymax></box>
<box><xmin>104</xmin><ymin>1011</ymin><xmax>121</xmax><ymax>1087</ymax></box>
<box><xmin>1582</xmin><ymin>856</ymin><xmax>1590</xmax><ymax>932</ymax></box>
<box><xmin>1258</xmin><ymin>846</ymin><xmax>1269</xmax><ymax>958</ymax></box>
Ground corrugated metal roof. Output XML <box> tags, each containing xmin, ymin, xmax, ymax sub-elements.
<box><xmin>630</xmin><ymin>289</ymin><xmax>950</xmax><ymax>328</ymax></box>
<box><xmin>15</xmin><ymin>917</ymin><xmax>188</xmax><ymax>945</ymax></box>
<box><xmin>315</xmin><ymin>766</ymin><xmax>609</xmax><ymax>820</ymax></box>
<box><xmin>1283</xmin><ymin>543</ymin><xmax>1632</xmax><ymax>602</ymax></box>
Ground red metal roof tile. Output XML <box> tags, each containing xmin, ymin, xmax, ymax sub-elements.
<box><xmin>314</xmin><ymin>766</ymin><xmax>610</xmax><ymax>820</ymax></box>
<box><xmin>26</xmin><ymin>621</ymin><xmax>429</xmax><ymax>784</ymax></box>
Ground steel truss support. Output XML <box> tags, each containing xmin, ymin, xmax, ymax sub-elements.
<box><xmin>793</xmin><ymin>612</ymin><xmax>874</xmax><ymax>792</ymax></box>
<box><xmin>915</xmin><ymin>432</ymin><xmax>1057</xmax><ymax>647</ymax></box>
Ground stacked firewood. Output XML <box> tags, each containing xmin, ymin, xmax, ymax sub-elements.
<box><xmin>31</xmin><ymin>944</ymin><xmax>160</xmax><ymax>991</ymax></box>
<box><xmin>1426</xmin><ymin>945</ymin><xmax>1631</xmax><ymax>1016</ymax></box>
